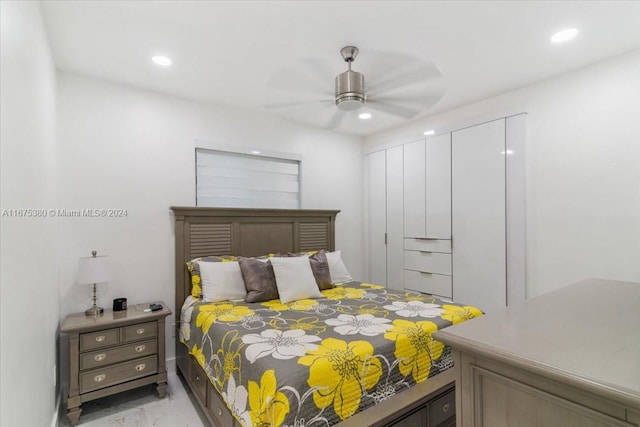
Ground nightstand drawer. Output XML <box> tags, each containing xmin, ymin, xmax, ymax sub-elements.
<box><xmin>80</xmin><ymin>328</ymin><xmax>120</xmax><ymax>351</ymax></box>
<box><xmin>121</xmin><ymin>322</ymin><xmax>157</xmax><ymax>343</ymax></box>
<box><xmin>80</xmin><ymin>339</ymin><xmax>157</xmax><ymax>370</ymax></box>
<box><xmin>80</xmin><ymin>355</ymin><xmax>157</xmax><ymax>393</ymax></box>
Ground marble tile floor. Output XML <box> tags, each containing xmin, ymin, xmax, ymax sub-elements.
<box><xmin>59</xmin><ymin>362</ymin><xmax>208</xmax><ymax>427</ymax></box>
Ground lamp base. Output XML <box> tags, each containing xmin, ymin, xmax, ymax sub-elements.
<box><xmin>85</xmin><ymin>305</ymin><xmax>104</xmax><ymax>316</ymax></box>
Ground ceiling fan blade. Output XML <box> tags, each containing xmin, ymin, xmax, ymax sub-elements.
<box><xmin>366</xmin><ymin>99</ymin><xmax>422</xmax><ymax>119</ymax></box>
<box><xmin>263</xmin><ymin>99</ymin><xmax>334</xmax><ymax>110</ymax></box>
<box><xmin>325</xmin><ymin>110</ymin><xmax>347</xmax><ymax>129</ymax></box>
<box><xmin>297</xmin><ymin>57</ymin><xmax>339</xmax><ymax>92</ymax></box>
<box><xmin>367</xmin><ymin>60</ymin><xmax>443</xmax><ymax>96</ymax></box>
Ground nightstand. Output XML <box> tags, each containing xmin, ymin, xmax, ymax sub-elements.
<box><xmin>61</xmin><ymin>302</ymin><xmax>172</xmax><ymax>426</ymax></box>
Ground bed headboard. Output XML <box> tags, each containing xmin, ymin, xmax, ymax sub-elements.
<box><xmin>171</xmin><ymin>207</ymin><xmax>340</xmax><ymax>312</ymax></box>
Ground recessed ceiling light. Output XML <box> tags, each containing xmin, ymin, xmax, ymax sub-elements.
<box><xmin>423</xmin><ymin>130</ymin><xmax>435</xmax><ymax>136</ymax></box>
<box><xmin>152</xmin><ymin>55</ymin><xmax>172</xmax><ymax>66</ymax></box>
<box><xmin>550</xmin><ymin>28</ymin><xmax>578</xmax><ymax>44</ymax></box>
<box><xmin>358</xmin><ymin>112</ymin><xmax>372</xmax><ymax>120</ymax></box>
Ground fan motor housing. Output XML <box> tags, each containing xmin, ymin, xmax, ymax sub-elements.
<box><xmin>335</xmin><ymin>70</ymin><xmax>365</xmax><ymax>110</ymax></box>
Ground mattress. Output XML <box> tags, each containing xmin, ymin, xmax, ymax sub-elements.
<box><xmin>180</xmin><ymin>281</ymin><xmax>482</xmax><ymax>427</ymax></box>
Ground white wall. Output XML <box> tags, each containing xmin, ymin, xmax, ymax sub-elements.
<box><xmin>57</xmin><ymin>72</ymin><xmax>365</xmax><ymax>359</ymax></box>
<box><xmin>366</xmin><ymin>50</ymin><xmax>640</xmax><ymax>298</ymax></box>
<box><xmin>0</xmin><ymin>2</ymin><xmax>60</xmax><ymax>426</ymax></box>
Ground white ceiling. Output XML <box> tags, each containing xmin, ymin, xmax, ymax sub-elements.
<box><xmin>41</xmin><ymin>1</ymin><xmax>640</xmax><ymax>136</ymax></box>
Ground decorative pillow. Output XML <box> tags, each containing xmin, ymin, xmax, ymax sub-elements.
<box><xmin>186</xmin><ymin>255</ymin><xmax>238</xmax><ymax>298</ymax></box>
<box><xmin>238</xmin><ymin>257</ymin><xmax>279</xmax><ymax>303</ymax></box>
<box><xmin>270</xmin><ymin>256</ymin><xmax>323</xmax><ymax>303</ymax></box>
<box><xmin>325</xmin><ymin>250</ymin><xmax>353</xmax><ymax>284</ymax></box>
<box><xmin>198</xmin><ymin>260</ymin><xmax>247</xmax><ymax>302</ymax></box>
<box><xmin>308</xmin><ymin>250</ymin><xmax>333</xmax><ymax>290</ymax></box>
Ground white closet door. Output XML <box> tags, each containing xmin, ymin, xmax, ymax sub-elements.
<box><xmin>452</xmin><ymin>119</ymin><xmax>506</xmax><ymax>313</ymax></box>
<box><xmin>368</xmin><ymin>150</ymin><xmax>387</xmax><ymax>286</ymax></box>
<box><xmin>426</xmin><ymin>133</ymin><xmax>451</xmax><ymax>238</ymax></box>
<box><xmin>386</xmin><ymin>146</ymin><xmax>404</xmax><ymax>290</ymax></box>
<box><xmin>404</xmin><ymin>140</ymin><xmax>426</xmax><ymax>238</ymax></box>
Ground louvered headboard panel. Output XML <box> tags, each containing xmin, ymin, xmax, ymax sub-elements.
<box><xmin>171</xmin><ymin>207</ymin><xmax>339</xmax><ymax>318</ymax></box>
<box><xmin>299</xmin><ymin>222</ymin><xmax>331</xmax><ymax>252</ymax></box>
<box><xmin>189</xmin><ymin>223</ymin><xmax>232</xmax><ymax>258</ymax></box>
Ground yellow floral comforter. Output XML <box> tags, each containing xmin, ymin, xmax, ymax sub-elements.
<box><xmin>180</xmin><ymin>282</ymin><xmax>482</xmax><ymax>427</ymax></box>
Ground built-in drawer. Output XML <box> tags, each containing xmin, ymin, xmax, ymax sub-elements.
<box><xmin>404</xmin><ymin>238</ymin><xmax>451</xmax><ymax>253</ymax></box>
<box><xmin>80</xmin><ymin>328</ymin><xmax>120</xmax><ymax>351</ymax></box>
<box><xmin>80</xmin><ymin>339</ymin><xmax>157</xmax><ymax>371</ymax></box>
<box><xmin>121</xmin><ymin>322</ymin><xmax>157</xmax><ymax>343</ymax></box>
<box><xmin>404</xmin><ymin>251</ymin><xmax>451</xmax><ymax>275</ymax></box>
<box><xmin>189</xmin><ymin>358</ymin><xmax>207</xmax><ymax>405</ymax></box>
<box><xmin>404</xmin><ymin>270</ymin><xmax>452</xmax><ymax>298</ymax></box>
<box><xmin>207</xmin><ymin>382</ymin><xmax>235</xmax><ymax>427</ymax></box>
<box><xmin>428</xmin><ymin>388</ymin><xmax>455</xmax><ymax>426</ymax></box>
<box><xmin>80</xmin><ymin>355</ymin><xmax>157</xmax><ymax>393</ymax></box>
<box><xmin>390</xmin><ymin>407</ymin><xmax>426</xmax><ymax>427</ymax></box>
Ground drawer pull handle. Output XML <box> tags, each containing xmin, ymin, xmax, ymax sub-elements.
<box><xmin>420</xmin><ymin>271</ymin><xmax>433</xmax><ymax>275</ymax></box>
<box><xmin>416</xmin><ymin>237</ymin><xmax>438</xmax><ymax>241</ymax></box>
<box><xmin>419</xmin><ymin>251</ymin><xmax>433</xmax><ymax>254</ymax></box>
<box><xmin>95</xmin><ymin>335</ymin><xmax>105</xmax><ymax>342</ymax></box>
<box><xmin>94</xmin><ymin>353</ymin><xmax>106</xmax><ymax>362</ymax></box>
<box><xmin>135</xmin><ymin>345</ymin><xmax>146</xmax><ymax>352</ymax></box>
<box><xmin>94</xmin><ymin>374</ymin><xmax>106</xmax><ymax>383</ymax></box>
<box><xmin>217</xmin><ymin>407</ymin><xmax>222</xmax><ymax>416</ymax></box>
<box><xmin>135</xmin><ymin>363</ymin><xmax>146</xmax><ymax>372</ymax></box>
<box><xmin>442</xmin><ymin>403</ymin><xmax>450</xmax><ymax>412</ymax></box>
<box><xmin>136</xmin><ymin>328</ymin><xmax>145</xmax><ymax>335</ymax></box>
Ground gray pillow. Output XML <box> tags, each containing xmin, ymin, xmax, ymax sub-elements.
<box><xmin>309</xmin><ymin>250</ymin><xmax>333</xmax><ymax>290</ymax></box>
<box><xmin>238</xmin><ymin>257</ymin><xmax>279</xmax><ymax>303</ymax></box>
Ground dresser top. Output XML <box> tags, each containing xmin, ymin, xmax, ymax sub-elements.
<box><xmin>434</xmin><ymin>279</ymin><xmax>640</xmax><ymax>406</ymax></box>
<box><xmin>61</xmin><ymin>301</ymin><xmax>172</xmax><ymax>333</ymax></box>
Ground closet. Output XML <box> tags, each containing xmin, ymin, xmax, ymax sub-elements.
<box><xmin>403</xmin><ymin>134</ymin><xmax>453</xmax><ymax>298</ymax></box>
<box><xmin>367</xmin><ymin>114</ymin><xmax>525</xmax><ymax>312</ymax></box>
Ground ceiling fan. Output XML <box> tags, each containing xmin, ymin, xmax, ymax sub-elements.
<box><xmin>263</xmin><ymin>46</ymin><xmax>445</xmax><ymax>130</ymax></box>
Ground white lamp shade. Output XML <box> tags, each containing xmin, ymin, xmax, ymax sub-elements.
<box><xmin>77</xmin><ymin>255</ymin><xmax>112</xmax><ymax>284</ymax></box>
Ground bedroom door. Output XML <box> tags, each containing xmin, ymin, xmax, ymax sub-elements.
<box><xmin>452</xmin><ymin>119</ymin><xmax>507</xmax><ymax>313</ymax></box>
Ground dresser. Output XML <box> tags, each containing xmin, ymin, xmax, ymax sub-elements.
<box><xmin>434</xmin><ymin>279</ymin><xmax>640</xmax><ymax>426</ymax></box>
<box><xmin>61</xmin><ymin>302</ymin><xmax>172</xmax><ymax>426</ymax></box>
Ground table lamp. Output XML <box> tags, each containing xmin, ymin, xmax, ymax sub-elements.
<box><xmin>77</xmin><ymin>250</ymin><xmax>112</xmax><ymax>316</ymax></box>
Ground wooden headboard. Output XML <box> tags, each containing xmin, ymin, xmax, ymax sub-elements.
<box><xmin>171</xmin><ymin>207</ymin><xmax>340</xmax><ymax>313</ymax></box>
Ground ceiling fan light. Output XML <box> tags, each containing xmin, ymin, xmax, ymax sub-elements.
<box><xmin>335</xmin><ymin>70</ymin><xmax>365</xmax><ymax>110</ymax></box>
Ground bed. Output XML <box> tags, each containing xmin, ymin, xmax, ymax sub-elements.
<box><xmin>171</xmin><ymin>207</ymin><xmax>482</xmax><ymax>427</ymax></box>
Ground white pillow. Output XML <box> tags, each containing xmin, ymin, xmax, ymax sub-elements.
<box><xmin>198</xmin><ymin>261</ymin><xmax>247</xmax><ymax>302</ymax></box>
<box><xmin>270</xmin><ymin>256</ymin><xmax>322</xmax><ymax>303</ymax></box>
<box><xmin>325</xmin><ymin>250</ymin><xmax>353</xmax><ymax>284</ymax></box>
